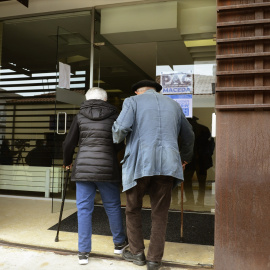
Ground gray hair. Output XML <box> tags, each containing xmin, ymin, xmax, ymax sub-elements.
<box><xmin>85</xmin><ymin>87</ymin><xmax>107</xmax><ymax>101</ymax></box>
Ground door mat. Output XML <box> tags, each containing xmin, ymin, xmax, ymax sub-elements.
<box><xmin>49</xmin><ymin>205</ymin><xmax>214</xmax><ymax>246</ymax></box>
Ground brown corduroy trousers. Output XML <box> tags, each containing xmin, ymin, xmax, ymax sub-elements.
<box><xmin>125</xmin><ymin>175</ymin><xmax>174</xmax><ymax>262</ymax></box>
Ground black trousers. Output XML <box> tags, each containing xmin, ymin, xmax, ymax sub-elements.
<box><xmin>125</xmin><ymin>175</ymin><xmax>174</xmax><ymax>262</ymax></box>
<box><xmin>184</xmin><ymin>164</ymin><xmax>207</xmax><ymax>204</ymax></box>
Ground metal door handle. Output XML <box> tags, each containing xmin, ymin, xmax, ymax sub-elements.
<box><xmin>56</xmin><ymin>112</ymin><xmax>67</xmax><ymax>134</ymax></box>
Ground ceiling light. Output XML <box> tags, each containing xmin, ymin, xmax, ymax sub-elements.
<box><xmin>184</xmin><ymin>39</ymin><xmax>216</xmax><ymax>48</ymax></box>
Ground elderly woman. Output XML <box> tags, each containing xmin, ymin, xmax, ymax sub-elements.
<box><xmin>63</xmin><ymin>87</ymin><xmax>127</xmax><ymax>265</ymax></box>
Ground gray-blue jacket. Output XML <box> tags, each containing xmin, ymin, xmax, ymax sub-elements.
<box><xmin>112</xmin><ymin>89</ymin><xmax>194</xmax><ymax>192</ymax></box>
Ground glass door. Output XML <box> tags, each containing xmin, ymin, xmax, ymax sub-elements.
<box><xmin>0</xmin><ymin>11</ymin><xmax>92</xmax><ymax>208</ymax></box>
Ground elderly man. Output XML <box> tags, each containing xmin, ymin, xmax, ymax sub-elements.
<box><xmin>112</xmin><ymin>80</ymin><xmax>194</xmax><ymax>270</ymax></box>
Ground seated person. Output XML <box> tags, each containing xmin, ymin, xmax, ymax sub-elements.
<box><xmin>25</xmin><ymin>139</ymin><xmax>52</xmax><ymax>167</ymax></box>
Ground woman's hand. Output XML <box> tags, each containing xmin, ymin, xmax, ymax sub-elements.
<box><xmin>63</xmin><ymin>164</ymin><xmax>72</xmax><ymax>170</ymax></box>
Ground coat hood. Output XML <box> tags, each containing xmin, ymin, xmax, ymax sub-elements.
<box><xmin>79</xmin><ymin>99</ymin><xmax>118</xmax><ymax>120</ymax></box>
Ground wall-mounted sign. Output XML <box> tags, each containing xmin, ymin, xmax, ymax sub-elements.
<box><xmin>160</xmin><ymin>71</ymin><xmax>193</xmax><ymax>94</ymax></box>
<box><xmin>167</xmin><ymin>94</ymin><xmax>193</xmax><ymax>118</ymax></box>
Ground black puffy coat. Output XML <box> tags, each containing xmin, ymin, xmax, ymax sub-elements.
<box><xmin>63</xmin><ymin>99</ymin><xmax>123</xmax><ymax>182</ymax></box>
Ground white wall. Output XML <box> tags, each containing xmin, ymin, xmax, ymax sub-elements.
<box><xmin>101</xmin><ymin>2</ymin><xmax>178</xmax><ymax>34</ymax></box>
<box><xmin>180</xmin><ymin>6</ymin><xmax>216</xmax><ymax>36</ymax></box>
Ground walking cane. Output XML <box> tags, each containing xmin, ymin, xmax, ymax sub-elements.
<box><xmin>180</xmin><ymin>161</ymin><xmax>187</xmax><ymax>242</ymax></box>
<box><xmin>180</xmin><ymin>181</ymin><xmax>184</xmax><ymax>242</ymax></box>
<box><xmin>55</xmin><ymin>168</ymin><xmax>70</xmax><ymax>242</ymax></box>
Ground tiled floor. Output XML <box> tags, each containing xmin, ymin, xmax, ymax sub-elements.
<box><xmin>0</xmin><ymin>195</ymin><xmax>214</xmax><ymax>268</ymax></box>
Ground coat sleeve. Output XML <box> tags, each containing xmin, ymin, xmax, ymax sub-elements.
<box><xmin>178</xmin><ymin>112</ymin><xmax>195</xmax><ymax>163</ymax></box>
<box><xmin>62</xmin><ymin>115</ymin><xmax>80</xmax><ymax>166</ymax></box>
<box><xmin>112</xmin><ymin>98</ymin><xmax>134</xmax><ymax>143</ymax></box>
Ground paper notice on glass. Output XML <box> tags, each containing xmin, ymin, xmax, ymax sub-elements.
<box><xmin>166</xmin><ymin>94</ymin><xmax>193</xmax><ymax>118</ymax></box>
<box><xmin>160</xmin><ymin>71</ymin><xmax>193</xmax><ymax>94</ymax></box>
<box><xmin>58</xmin><ymin>62</ymin><xmax>70</xmax><ymax>89</ymax></box>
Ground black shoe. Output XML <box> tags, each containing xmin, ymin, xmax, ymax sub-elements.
<box><xmin>78</xmin><ymin>252</ymin><xmax>89</xmax><ymax>265</ymax></box>
<box><xmin>122</xmin><ymin>247</ymin><xmax>146</xmax><ymax>266</ymax></box>
<box><xmin>114</xmin><ymin>240</ymin><xmax>129</xmax><ymax>255</ymax></box>
<box><xmin>147</xmin><ymin>261</ymin><xmax>162</xmax><ymax>270</ymax></box>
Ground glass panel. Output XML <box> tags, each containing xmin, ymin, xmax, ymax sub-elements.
<box><xmin>156</xmin><ymin>46</ymin><xmax>216</xmax><ymax>213</ymax></box>
<box><xmin>93</xmin><ymin>12</ymin><xmax>159</xmax><ymax>207</ymax></box>
<box><xmin>96</xmin><ymin>0</ymin><xmax>216</xmax><ymax>213</ymax></box>
<box><xmin>52</xmin><ymin>19</ymin><xmax>92</xmax><ymax>212</ymax></box>
<box><xmin>0</xmin><ymin>12</ymin><xmax>91</xmax><ymax>213</ymax></box>
<box><xmin>0</xmin><ymin>15</ymin><xmax>63</xmax><ymax>200</ymax></box>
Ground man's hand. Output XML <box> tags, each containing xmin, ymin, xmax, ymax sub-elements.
<box><xmin>182</xmin><ymin>161</ymin><xmax>188</xmax><ymax>170</ymax></box>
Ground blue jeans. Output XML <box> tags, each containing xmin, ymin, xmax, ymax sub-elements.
<box><xmin>76</xmin><ymin>181</ymin><xmax>126</xmax><ymax>252</ymax></box>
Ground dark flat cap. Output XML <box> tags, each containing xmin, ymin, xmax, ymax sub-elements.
<box><xmin>188</xmin><ymin>116</ymin><xmax>199</xmax><ymax>123</ymax></box>
<box><xmin>131</xmin><ymin>80</ymin><xmax>162</xmax><ymax>92</ymax></box>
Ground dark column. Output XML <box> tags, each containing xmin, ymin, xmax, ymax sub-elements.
<box><xmin>215</xmin><ymin>1</ymin><xmax>270</xmax><ymax>269</ymax></box>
